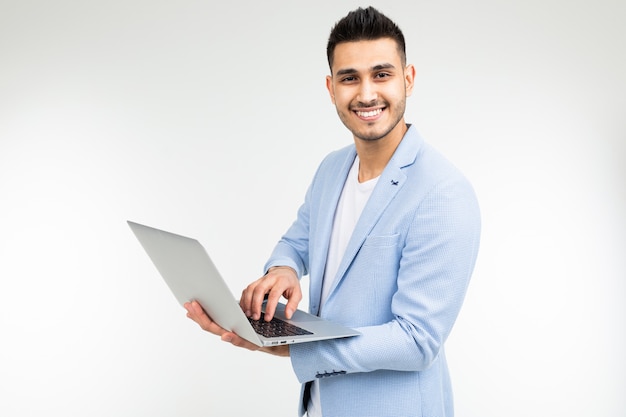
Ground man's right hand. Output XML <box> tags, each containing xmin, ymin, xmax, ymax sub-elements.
<box><xmin>239</xmin><ymin>266</ymin><xmax>302</xmax><ymax>322</ymax></box>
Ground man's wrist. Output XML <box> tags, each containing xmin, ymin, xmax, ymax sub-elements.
<box><xmin>267</xmin><ymin>265</ymin><xmax>296</xmax><ymax>275</ymax></box>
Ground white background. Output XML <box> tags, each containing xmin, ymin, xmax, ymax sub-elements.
<box><xmin>1</xmin><ymin>1</ymin><xmax>624</xmax><ymax>416</ymax></box>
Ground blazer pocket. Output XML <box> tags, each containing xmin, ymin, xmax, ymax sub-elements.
<box><xmin>362</xmin><ymin>233</ymin><xmax>401</xmax><ymax>248</ymax></box>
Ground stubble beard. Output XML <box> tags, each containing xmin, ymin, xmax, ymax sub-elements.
<box><xmin>337</xmin><ymin>97</ymin><xmax>406</xmax><ymax>142</ymax></box>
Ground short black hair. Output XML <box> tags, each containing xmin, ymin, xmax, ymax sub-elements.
<box><xmin>326</xmin><ymin>6</ymin><xmax>406</xmax><ymax>71</ymax></box>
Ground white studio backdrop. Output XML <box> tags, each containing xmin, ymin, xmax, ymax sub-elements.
<box><xmin>1</xmin><ymin>1</ymin><xmax>624</xmax><ymax>416</ymax></box>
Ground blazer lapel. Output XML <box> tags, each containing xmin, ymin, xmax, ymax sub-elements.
<box><xmin>323</xmin><ymin>166</ymin><xmax>406</xmax><ymax>300</ymax></box>
<box><xmin>322</xmin><ymin>126</ymin><xmax>422</xmax><ymax>303</ymax></box>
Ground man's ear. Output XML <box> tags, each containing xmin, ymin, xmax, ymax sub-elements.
<box><xmin>404</xmin><ymin>64</ymin><xmax>416</xmax><ymax>97</ymax></box>
<box><xmin>326</xmin><ymin>75</ymin><xmax>336</xmax><ymax>104</ymax></box>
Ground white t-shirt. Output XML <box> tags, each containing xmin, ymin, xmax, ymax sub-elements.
<box><xmin>307</xmin><ymin>155</ymin><xmax>379</xmax><ymax>417</ymax></box>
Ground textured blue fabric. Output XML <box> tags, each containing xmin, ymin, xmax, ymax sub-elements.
<box><xmin>265</xmin><ymin>126</ymin><xmax>481</xmax><ymax>417</ymax></box>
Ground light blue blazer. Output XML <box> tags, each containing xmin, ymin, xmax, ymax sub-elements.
<box><xmin>265</xmin><ymin>125</ymin><xmax>481</xmax><ymax>417</ymax></box>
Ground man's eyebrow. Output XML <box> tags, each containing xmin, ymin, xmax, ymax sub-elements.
<box><xmin>335</xmin><ymin>68</ymin><xmax>358</xmax><ymax>77</ymax></box>
<box><xmin>372</xmin><ymin>63</ymin><xmax>396</xmax><ymax>71</ymax></box>
<box><xmin>335</xmin><ymin>63</ymin><xmax>397</xmax><ymax>77</ymax></box>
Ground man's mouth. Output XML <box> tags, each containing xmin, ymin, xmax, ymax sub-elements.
<box><xmin>355</xmin><ymin>108</ymin><xmax>383</xmax><ymax>118</ymax></box>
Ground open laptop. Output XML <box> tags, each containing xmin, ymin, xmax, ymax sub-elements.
<box><xmin>128</xmin><ymin>221</ymin><xmax>360</xmax><ymax>347</ymax></box>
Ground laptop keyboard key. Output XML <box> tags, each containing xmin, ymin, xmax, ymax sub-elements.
<box><xmin>248</xmin><ymin>313</ymin><xmax>313</xmax><ymax>338</ymax></box>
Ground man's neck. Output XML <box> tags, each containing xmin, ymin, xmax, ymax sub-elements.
<box><xmin>354</xmin><ymin>122</ymin><xmax>408</xmax><ymax>182</ymax></box>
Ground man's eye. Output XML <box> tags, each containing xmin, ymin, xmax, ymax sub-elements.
<box><xmin>375</xmin><ymin>72</ymin><xmax>390</xmax><ymax>79</ymax></box>
<box><xmin>341</xmin><ymin>75</ymin><xmax>359</xmax><ymax>83</ymax></box>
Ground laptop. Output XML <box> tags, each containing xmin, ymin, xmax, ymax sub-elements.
<box><xmin>128</xmin><ymin>221</ymin><xmax>360</xmax><ymax>347</ymax></box>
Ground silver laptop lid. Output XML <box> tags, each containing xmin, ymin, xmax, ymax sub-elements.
<box><xmin>128</xmin><ymin>221</ymin><xmax>360</xmax><ymax>347</ymax></box>
<box><xmin>127</xmin><ymin>221</ymin><xmax>262</xmax><ymax>344</ymax></box>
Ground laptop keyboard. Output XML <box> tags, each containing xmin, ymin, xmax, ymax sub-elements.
<box><xmin>248</xmin><ymin>312</ymin><xmax>313</xmax><ymax>338</ymax></box>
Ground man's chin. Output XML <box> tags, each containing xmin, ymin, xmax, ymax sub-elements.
<box><xmin>355</xmin><ymin>132</ymin><xmax>386</xmax><ymax>142</ymax></box>
<box><xmin>351</xmin><ymin>123</ymin><xmax>396</xmax><ymax>142</ymax></box>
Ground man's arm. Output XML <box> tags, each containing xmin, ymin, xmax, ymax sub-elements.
<box><xmin>289</xmin><ymin>174</ymin><xmax>481</xmax><ymax>381</ymax></box>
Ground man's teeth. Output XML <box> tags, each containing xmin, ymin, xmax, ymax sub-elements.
<box><xmin>356</xmin><ymin>109</ymin><xmax>382</xmax><ymax>117</ymax></box>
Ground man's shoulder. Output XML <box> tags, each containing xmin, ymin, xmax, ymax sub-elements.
<box><xmin>394</xmin><ymin>127</ymin><xmax>465</xmax><ymax>179</ymax></box>
<box><xmin>318</xmin><ymin>142</ymin><xmax>356</xmax><ymax>170</ymax></box>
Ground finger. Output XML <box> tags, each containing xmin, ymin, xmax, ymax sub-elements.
<box><xmin>263</xmin><ymin>278</ymin><xmax>300</xmax><ymax>321</ymax></box>
<box><xmin>185</xmin><ymin>301</ymin><xmax>225</xmax><ymax>336</ymax></box>
<box><xmin>284</xmin><ymin>288</ymin><xmax>303</xmax><ymax>320</ymax></box>
<box><xmin>250</xmin><ymin>280</ymin><xmax>272</xmax><ymax>321</ymax></box>
<box><xmin>240</xmin><ymin>278</ymin><xmax>265</xmax><ymax>318</ymax></box>
<box><xmin>221</xmin><ymin>332</ymin><xmax>260</xmax><ymax>351</ymax></box>
<box><xmin>239</xmin><ymin>281</ymin><xmax>255</xmax><ymax>317</ymax></box>
<box><xmin>263</xmin><ymin>289</ymin><xmax>281</xmax><ymax>321</ymax></box>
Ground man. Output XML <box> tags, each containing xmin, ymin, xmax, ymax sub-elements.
<box><xmin>185</xmin><ymin>6</ymin><xmax>480</xmax><ymax>417</ymax></box>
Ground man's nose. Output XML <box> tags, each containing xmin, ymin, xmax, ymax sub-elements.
<box><xmin>357</xmin><ymin>79</ymin><xmax>378</xmax><ymax>104</ymax></box>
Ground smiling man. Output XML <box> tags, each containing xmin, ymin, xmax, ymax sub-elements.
<box><xmin>328</xmin><ymin>36</ymin><xmax>414</xmax><ymax>184</ymax></box>
<box><xmin>185</xmin><ymin>7</ymin><xmax>481</xmax><ymax>417</ymax></box>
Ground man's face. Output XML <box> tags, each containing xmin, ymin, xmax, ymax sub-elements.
<box><xmin>326</xmin><ymin>38</ymin><xmax>415</xmax><ymax>142</ymax></box>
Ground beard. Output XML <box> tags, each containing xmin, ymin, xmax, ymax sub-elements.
<box><xmin>336</xmin><ymin>97</ymin><xmax>406</xmax><ymax>142</ymax></box>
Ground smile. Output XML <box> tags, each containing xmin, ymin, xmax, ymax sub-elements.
<box><xmin>355</xmin><ymin>108</ymin><xmax>383</xmax><ymax>118</ymax></box>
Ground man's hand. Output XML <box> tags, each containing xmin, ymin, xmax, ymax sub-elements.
<box><xmin>183</xmin><ymin>300</ymin><xmax>289</xmax><ymax>357</ymax></box>
<box><xmin>239</xmin><ymin>266</ymin><xmax>302</xmax><ymax>322</ymax></box>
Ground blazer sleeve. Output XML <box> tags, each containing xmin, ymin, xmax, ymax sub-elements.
<box><xmin>289</xmin><ymin>173</ymin><xmax>481</xmax><ymax>382</ymax></box>
<box><xmin>262</xmin><ymin>164</ymin><xmax>318</xmax><ymax>278</ymax></box>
